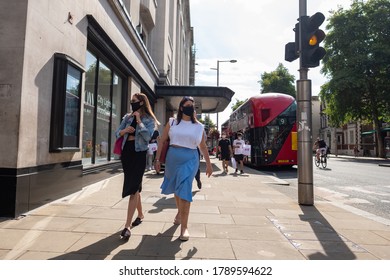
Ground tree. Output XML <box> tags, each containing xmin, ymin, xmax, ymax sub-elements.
<box><xmin>198</xmin><ymin>114</ymin><xmax>215</xmax><ymax>132</ymax></box>
<box><xmin>320</xmin><ymin>0</ymin><xmax>390</xmax><ymax>157</ymax></box>
<box><xmin>198</xmin><ymin>115</ymin><xmax>218</xmax><ymax>144</ymax></box>
<box><xmin>231</xmin><ymin>98</ymin><xmax>247</xmax><ymax>112</ymax></box>
<box><xmin>258</xmin><ymin>63</ymin><xmax>296</xmax><ymax>97</ymax></box>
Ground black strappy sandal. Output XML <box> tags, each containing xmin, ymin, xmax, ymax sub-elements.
<box><xmin>120</xmin><ymin>228</ymin><xmax>131</xmax><ymax>239</ymax></box>
<box><xmin>131</xmin><ymin>217</ymin><xmax>143</xmax><ymax>227</ymax></box>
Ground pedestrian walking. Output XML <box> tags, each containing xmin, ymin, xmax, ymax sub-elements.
<box><xmin>194</xmin><ymin>111</ymin><xmax>203</xmax><ymax>189</ymax></box>
<box><xmin>233</xmin><ymin>132</ymin><xmax>245</xmax><ymax>174</ymax></box>
<box><xmin>218</xmin><ymin>132</ymin><xmax>232</xmax><ymax>173</ymax></box>
<box><xmin>354</xmin><ymin>145</ymin><xmax>359</xmax><ymax>157</ymax></box>
<box><xmin>115</xmin><ymin>93</ymin><xmax>160</xmax><ymax>239</ymax></box>
<box><xmin>154</xmin><ymin>96</ymin><xmax>213</xmax><ymax>241</ymax></box>
<box><xmin>146</xmin><ymin>130</ymin><xmax>159</xmax><ymax>171</ymax></box>
<box><xmin>195</xmin><ymin>148</ymin><xmax>202</xmax><ymax>189</ymax></box>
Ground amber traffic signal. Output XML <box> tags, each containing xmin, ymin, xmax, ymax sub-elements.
<box><xmin>300</xmin><ymin>13</ymin><xmax>326</xmax><ymax>68</ymax></box>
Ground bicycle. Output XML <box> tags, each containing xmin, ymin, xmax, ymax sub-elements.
<box><xmin>314</xmin><ymin>149</ymin><xmax>327</xmax><ymax>168</ymax></box>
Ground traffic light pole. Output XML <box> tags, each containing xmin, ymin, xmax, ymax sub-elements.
<box><xmin>297</xmin><ymin>0</ymin><xmax>314</xmax><ymax>205</ymax></box>
<box><xmin>297</xmin><ymin>79</ymin><xmax>314</xmax><ymax>205</ymax></box>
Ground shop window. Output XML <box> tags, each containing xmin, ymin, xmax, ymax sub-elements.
<box><xmin>50</xmin><ymin>53</ymin><xmax>84</xmax><ymax>152</ymax></box>
<box><xmin>82</xmin><ymin>50</ymin><xmax>123</xmax><ymax>166</ymax></box>
<box><xmin>349</xmin><ymin>130</ymin><xmax>355</xmax><ymax>145</ymax></box>
<box><xmin>95</xmin><ymin>61</ymin><xmax>112</xmax><ymax>164</ymax></box>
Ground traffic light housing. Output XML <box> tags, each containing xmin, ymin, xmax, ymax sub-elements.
<box><xmin>285</xmin><ymin>23</ymin><xmax>299</xmax><ymax>62</ymax></box>
<box><xmin>300</xmin><ymin>13</ymin><xmax>326</xmax><ymax>68</ymax></box>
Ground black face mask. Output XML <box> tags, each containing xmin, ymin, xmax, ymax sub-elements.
<box><xmin>182</xmin><ymin>106</ymin><xmax>194</xmax><ymax>117</ymax></box>
<box><xmin>131</xmin><ymin>101</ymin><xmax>142</xmax><ymax>112</ymax></box>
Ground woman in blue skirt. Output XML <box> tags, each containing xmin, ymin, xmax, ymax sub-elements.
<box><xmin>154</xmin><ymin>96</ymin><xmax>213</xmax><ymax>241</ymax></box>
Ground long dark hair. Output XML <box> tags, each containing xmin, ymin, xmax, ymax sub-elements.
<box><xmin>132</xmin><ymin>92</ymin><xmax>160</xmax><ymax>127</ymax></box>
<box><xmin>177</xmin><ymin>96</ymin><xmax>196</xmax><ymax>124</ymax></box>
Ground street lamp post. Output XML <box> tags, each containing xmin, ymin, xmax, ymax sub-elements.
<box><xmin>213</xmin><ymin>59</ymin><xmax>237</xmax><ymax>131</ymax></box>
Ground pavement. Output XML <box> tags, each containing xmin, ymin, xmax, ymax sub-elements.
<box><xmin>1</xmin><ymin>156</ymin><xmax>389</xmax><ymax>260</ymax></box>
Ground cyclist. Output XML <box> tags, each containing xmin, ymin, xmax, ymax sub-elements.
<box><xmin>314</xmin><ymin>137</ymin><xmax>327</xmax><ymax>162</ymax></box>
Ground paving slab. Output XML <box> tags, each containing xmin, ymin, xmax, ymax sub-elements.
<box><xmin>230</xmin><ymin>239</ymin><xmax>305</xmax><ymax>260</ymax></box>
<box><xmin>1</xmin><ymin>157</ymin><xmax>389</xmax><ymax>260</ymax></box>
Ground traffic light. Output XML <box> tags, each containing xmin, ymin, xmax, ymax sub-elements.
<box><xmin>285</xmin><ymin>23</ymin><xmax>299</xmax><ymax>62</ymax></box>
<box><xmin>300</xmin><ymin>12</ymin><xmax>326</xmax><ymax>68</ymax></box>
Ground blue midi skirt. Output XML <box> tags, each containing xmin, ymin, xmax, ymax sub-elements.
<box><xmin>160</xmin><ymin>146</ymin><xmax>199</xmax><ymax>202</ymax></box>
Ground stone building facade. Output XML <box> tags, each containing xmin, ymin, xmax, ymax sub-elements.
<box><xmin>0</xmin><ymin>0</ymin><xmax>198</xmax><ymax>217</ymax></box>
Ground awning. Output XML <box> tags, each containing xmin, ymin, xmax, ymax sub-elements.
<box><xmin>155</xmin><ymin>85</ymin><xmax>235</xmax><ymax>113</ymax></box>
<box><xmin>362</xmin><ymin>127</ymin><xmax>390</xmax><ymax>136</ymax></box>
<box><xmin>361</xmin><ymin>130</ymin><xmax>375</xmax><ymax>136</ymax></box>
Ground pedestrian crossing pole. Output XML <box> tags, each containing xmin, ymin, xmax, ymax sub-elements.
<box><xmin>297</xmin><ymin>0</ymin><xmax>314</xmax><ymax>205</ymax></box>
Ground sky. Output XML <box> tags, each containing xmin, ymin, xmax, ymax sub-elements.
<box><xmin>189</xmin><ymin>0</ymin><xmax>355</xmax><ymax>130</ymax></box>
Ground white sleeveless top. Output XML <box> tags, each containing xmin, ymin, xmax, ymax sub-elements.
<box><xmin>169</xmin><ymin>118</ymin><xmax>204</xmax><ymax>149</ymax></box>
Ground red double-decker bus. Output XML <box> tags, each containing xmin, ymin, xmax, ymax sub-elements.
<box><xmin>224</xmin><ymin>93</ymin><xmax>297</xmax><ymax>167</ymax></box>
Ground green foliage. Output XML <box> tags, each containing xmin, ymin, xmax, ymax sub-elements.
<box><xmin>259</xmin><ymin>63</ymin><xmax>296</xmax><ymax>97</ymax></box>
<box><xmin>320</xmin><ymin>0</ymin><xmax>390</xmax><ymax>126</ymax></box>
<box><xmin>231</xmin><ymin>98</ymin><xmax>248</xmax><ymax>112</ymax></box>
<box><xmin>199</xmin><ymin>114</ymin><xmax>215</xmax><ymax>129</ymax></box>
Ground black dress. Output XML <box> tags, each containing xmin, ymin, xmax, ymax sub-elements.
<box><xmin>120</xmin><ymin>118</ymin><xmax>147</xmax><ymax>198</ymax></box>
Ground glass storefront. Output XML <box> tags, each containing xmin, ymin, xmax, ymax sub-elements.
<box><xmin>96</xmin><ymin>61</ymin><xmax>112</xmax><ymax>164</ymax></box>
<box><xmin>111</xmin><ymin>74</ymin><xmax>122</xmax><ymax>160</ymax></box>
<box><xmin>82</xmin><ymin>50</ymin><xmax>123</xmax><ymax>166</ymax></box>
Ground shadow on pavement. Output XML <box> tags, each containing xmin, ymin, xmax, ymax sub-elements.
<box><xmin>299</xmin><ymin>205</ymin><xmax>356</xmax><ymax>260</ymax></box>
<box><xmin>314</xmin><ymin>167</ymin><xmax>332</xmax><ymax>171</ymax></box>
<box><xmin>148</xmin><ymin>190</ymin><xmax>201</xmax><ymax>214</ymax></box>
<box><xmin>50</xmin><ymin>225</ymin><xmax>197</xmax><ymax>260</ymax></box>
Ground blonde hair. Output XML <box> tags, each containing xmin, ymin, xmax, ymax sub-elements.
<box><xmin>132</xmin><ymin>93</ymin><xmax>160</xmax><ymax>127</ymax></box>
